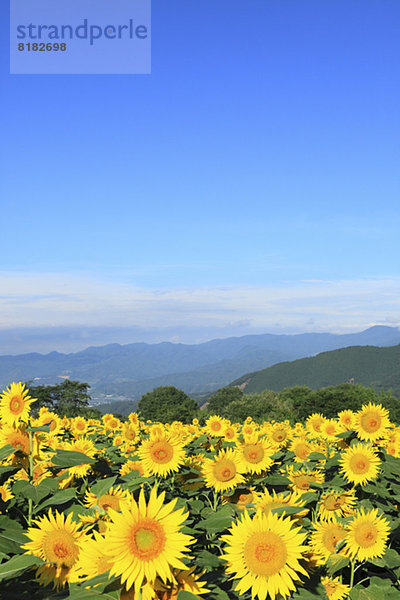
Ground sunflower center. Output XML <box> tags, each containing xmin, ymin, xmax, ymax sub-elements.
<box><xmin>295</xmin><ymin>444</ymin><xmax>309</xmax><ymax>460</ymax></box>
<box><xmin>360</xmin><ymin>413</ymin><xmax>381</xmax><ymax>433</ymax></box>
<box><xmin>354</xmin><ymin>522</ymin><xmax>378</xmax><ymax>548</ymax></box>
<box><xmin>349</xmin><ymin>454</ymin><xmax>370</xmax><ymax>474</ymax></box>
<box><xmin>244</xmin><ymin>531</ymin><xmax>288</xmax><ymax>576</ymax></box>
<box><xmin>293</xmin><ymin>475</ymin><xmax>313</xmax><ymax>490</ymax></box>
<box><xmin>99</xmin><ymin>494</ymin><xmax>121</xmax><ymax>511</ymax></box>
<box><xmin>43</xmin><ymin>530</ymin><xmax>79</xmax><ymax>568</ymax></box>
<box><xmin>214</xmin><ymin>459</ymin><xmax>236</xmax><ymax>482</ymax></box>
<box><xmin>131</xmin><ymin>519</ymin><xmax>166</xmax><ymax>559</ymax></box>
<box><xmin>211</xmin><ymin>422</ymin><xmax>222</xmax><ymax>431</ymax></box>
<box><xmin>322</xmin><ymin>526</ymin><xmax>345</xmax><ymax>553</ymax></box>
<box><xmin>323</xmin><ymin>495</ymin><xmax>341</xmax><ymax>511</ymax></box>
<box><xmin>273</xmin><ymin>431</ymin><xmax>286</xmax><ymax>442</ymax></box>
<box><xmin>244</xmin><ymin>445</ymin><xmax>264</xmax><ymax>463</ymax></box>
<box><xmin>10</xmin><ymin>396</ymin><xmax>23</xmax><ymax>414</ymax></box>
<box><xmin>152</xmin><ymin>441</ymin><xmax>174</xmax><ymax>464</ymax></box>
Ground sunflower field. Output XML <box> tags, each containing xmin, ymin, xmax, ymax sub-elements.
<box><xmin>0</xmin><ymin>383</ymin><xmax>400</xmax><ymax>600</ymax></box>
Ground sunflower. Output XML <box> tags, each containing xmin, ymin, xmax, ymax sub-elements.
<box><xmin>221</xmin><ymin>510</ymin><xmax>308</xmax><ymax>600</ymax></box>
<box><xmin>0</xmin><ymin>424</ymin><xmax>30</xmax><ymax>454</ymax></box>
<box><xmin>106</xmin><ymin>487</ymin><xmax>193</xmax><ymax>594</ymax></box>
<box><xmin>56</xmin><ymin>438</ymin><xmax>97</xmax><ymax>488</ymax></box>
<box><xmin>120</xmin><ymin>459</ymin><xmax>145</xmax><ymax>477</ymax></box>
<box><xmin>256</xmin><ymin>489</ymin><xmax>308</xmax><ymax>520</ymax></box>
<box><xmin>37</xmin><ymin>410</ymin><xmax>64</xmax><ymax>436</ymax></box>
<box><xmin>286</xmin><ymin>466</ymin><xmax>325</xmax><ymax>492</ymax></box>
<box><xmin>269</xmin><ymin>423</ymin><xmax>291</xmax><ymax>448</ymax></box>
<box><xmin>129</xmin><ymin>412</ymin><xmax>140</xmax><ymax>426</ymax></box>
<box><xmin>337</xmin><ymin>410</ymin><xmax>355</xmax><ymax>431</ymax></box>
<box><xmin>71</xmin><ymin>416</ymin><xmax>88</xmax><ymax>437</ymax></box>
<box><xmin>0</xmin><ymin>382</ymin><xmax>34</xmax><ymax>426</ymax></box>
<box><xmin>238</xmin><ymin>438</ymin><xmax>274</xmax><ymax>474</ymax></box>
<box><xmin>119</xmin><ymin>581</ymin><xmax>158</xmax><ymax>600</ymax></box>
<box><xmin>338</xmin><ymin>443</ymin><xmax>380</xmax><ymax>486</ymax></box>
<box><xmin>122</xmin><ymin>424</ymin><xmax>138</xmax><ymax>444</ymax></box>
<box><xmin>317</xmin><ymin>489</ymin><xmax>356</xmax><ymax>522</ymax></box>
<box><xmin>155</xmin><ymin>567</ymin><xmax>209</xmax><ymax>599</ymax></box>
<box><xmin>223</xmin><ymin>487</ymin><xmax>260</xmax><ymax>511</ymax></box>
<box><xmin>138</xmin><ymin>434</ymin><xmax>186</xmax><ymax>477</ymax></box>
<box><xmin>0</xmin><ymin>482</ymin><xmax>14</xmax><ymax>502</ymax></box>
<box><xmin>84</xmin><ymin>485</ymin><xmax>130</xmax><ymax>513</ymax></box>
<box><xmin>242</xmin><ymin>421</ymin><xmax>258</xmax><ymax>438</ymax></box>
<box><xmin>310</xmin><ymin>519</ymin><xmax>347</xmax><ymax>561</ymax></box>
<box><xmin>321</xmin><ymin>576</ymin><xmax>351</xmax><ymax>600</ymax></box>
<box><xmin>321</xmin><ymin>419</ymin><xmax>342</xmax><ymax>442</ymax></box>
<box><xmin>224</xmin><ymin>425</ymin><xmax>238</xmax><ymax>442</ymax></box>
<box><xmin>205</xmin><ymin>415</ymin><xmax>226</xmax><ymax>437</ymax></box>
<box><xmin>306</xmin><ymin>413</ymin><xmax>326</xmax><ymax>436</ymax></box>
<box><xmin>288</xmin><ymin>437</ymin><xmax>313</xmax><ymax>462</ymax></box>
<box><xmin>343</xmin><ymin>508</ymin><xmax>390</xmax><ymax>561</ymax></box>
<box><xmin>202</xmin><ymin>448</ymin><xmax>246</xmax><ymax>493</ymax></box>
<box><xmin>23</xmin><ymin>510</ymin><xmax>84</xmax><ymax>589</ymax></box>
<box><xmin>354</xmin><ymin>402</ymin><xmax>391</xmax><ymax>442</ymax></box>
<box><xmin>75</xmin><ymin>531</ymin><xmax>112</xmax><ymax>581</ymax></box>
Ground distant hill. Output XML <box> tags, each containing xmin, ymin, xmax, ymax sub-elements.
<box><xmin>0</xmin><ymin>326</ymin><xmax>399</xmax><ymax>402</ymax></box>
<box><xmin>231</xmin><ymin>344</ymin><xmax>400</xmax><ymax>395</ymax></box>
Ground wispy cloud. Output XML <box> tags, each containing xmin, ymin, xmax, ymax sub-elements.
<box><xmin>1</xmin><ymin>271</ymin><xmax>399</xmax><ymax>339</ymax></box>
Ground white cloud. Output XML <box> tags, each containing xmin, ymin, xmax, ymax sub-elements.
<box><xmin>0</xmin><ymin>271</ymin><xmax>399</xmax><ymax>335</ymax></box>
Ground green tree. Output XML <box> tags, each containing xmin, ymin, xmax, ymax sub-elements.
<box><xmin>137</xmin><ymin>386</ymin><xmax>199</xmax><ymax>424</ymax></box>
<box><xmin>289</xmin><ymin>384</ymin><xmax>380</xmax><ymax>422</ymax></box>
<box><xmin>206</xmin><ymin>387</ymin><xmax>244</xmax><ymax>415</ymax></box>
<box><xmin>220</xmin><ymin>390</ymin><xmax>289</xmax><ymax>423</ymax></box>
<box><xmin>26</xmin><ymin>380</ymin><xmax>94</xmax><ymax>418</ymax></box>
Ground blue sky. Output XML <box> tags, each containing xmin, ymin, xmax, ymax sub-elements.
<box><xmin>1</xmin><ymin>1</ymin><xmax>399</xmax><ymax>352</ymax></box>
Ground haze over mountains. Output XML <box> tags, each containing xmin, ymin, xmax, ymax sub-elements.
<box><xmin>1</xmin><ymin>326</ymin><xmax>400</xmax><ymax>403</ymax></box>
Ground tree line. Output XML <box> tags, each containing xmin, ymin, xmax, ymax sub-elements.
<box><xmin>25</xmin><ymin>380</ymin><xmax>400</xmax><ymax>425</ymax></box>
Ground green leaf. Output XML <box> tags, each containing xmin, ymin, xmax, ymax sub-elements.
<box><xmin>0</xmin><ymin>529</ymin><xmax>28</xmax><ymax>554</ymax></box>
<box><xmin>271</xmin><ymin>505</ymin><xmax>306</xmax><ymax>516</ymax></box>
<box><xmin>307</xmin><ymin>452</ymin><xmax>327</xmax><ymax>461</ymax></box>
<box><xmin>197</xmin><ymin>549</ymin><xmax>222</xmax><ymax>568</ymax></box>
<box><xmin>0</xmin><ymin>444</ymin><xmax>17</xmax><ymax>461</ymax></box>
<box><xmin>51</xmin><ymin>450</ymin><xmax>95</xmax><ymax>467</ymax></box>
<box><xmin>69</xmin><ymin>577</ymin><xmax>120</xmax><ymax>599</ymax></box>
<box><xmin>27</xmin><ymin>425</ymin><xmax>50</xmax><ymax>433</ymax></box>
<box><xmin>207</xmin><ymin>586</ymin><xmax>230</xmax><ymax>600</ymax></box>
<box><xmin>0</xmin><ymin>466</ymin><xmax>18</xmax><ymax>477</ymax></box>
<box><xmin>382</xmin><ymin>548</ymin><xmax>400</xmax><ymax>569</ymax></box>
<box><xmin>0</xmin><ymin>554</ymin><xmax>43</xmax><ymax>581</ymax></box>
<box><xmin>12</xmin><ymin>478</ymin><xmax>58</xmax><ymax>504</ymax></box>
<box><xmin>198</xmin><ymin>507</ymin><xmax>234</xmax><ymax>533</ymax></box>
<box><xmin>177</xmin><ymin>592</ymin><xmax>202</xmax><ymax>600</ymax></box>
<box><xmin>88</xmin><ymin>476</ymin><xmax>117</xmax><ymax>498</ymax></box>
<box><xmin>69</xmin><ymin>589</ymin><xmax>120</xmax><ymax>600</ymax></box>
<box><xmin>265</xmin><ymin>474</ymin><xmax>291</xmax><ymax>486</ymax></box>
<box><xmin>34</xmin><ymin>488</ymin><xmax>76</xmax><ymax>511</ymax></box>
<box><xmin>326</xmin><ymin>553</ymin><xmax>349</xmax><ymax>576</ymax></box>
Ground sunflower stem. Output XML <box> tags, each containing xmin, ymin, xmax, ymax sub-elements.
<box><xmin>349</xmin><ymin>559</ymin><xmax>356</xmax><ymax>588</ymax></box>
<box><xmin>28</xmin><ymin>429</ymin><xmax>34</xmax><ymax>526</ymax></box>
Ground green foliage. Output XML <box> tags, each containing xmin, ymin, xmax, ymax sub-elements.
<box><xmin>26</xmin><ymin>380</ymin><xmax>101</xmax><ymax>419</ymax></box>
<box><xmin>205</xmin><ymin>387</ymin><xmax>244</xmax><ymax>415</ymax></box>
<box><xmin>203</xmin><ymin>383</ymin><xmax>400</xmax><ymax>425</ymax></box>
<box><xmin>233</xmin><ymin>344</ymin><xmax>400</xmax><ymax>396</ymax></box>
<box><xmin>137</xmin><ymin>386</ymin><xmax>199</xmax><ymax>424</ymax></box>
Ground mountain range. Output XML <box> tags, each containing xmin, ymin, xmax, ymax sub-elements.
<box><xmin>231</xmin><ymin>343</ymin><xmax>400</xmax><ymax>396</ymax></box>
<box><xmin>1</xmin><ymin>325</ymin><xmax>400</xmax><ymax>403</ymax></box>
